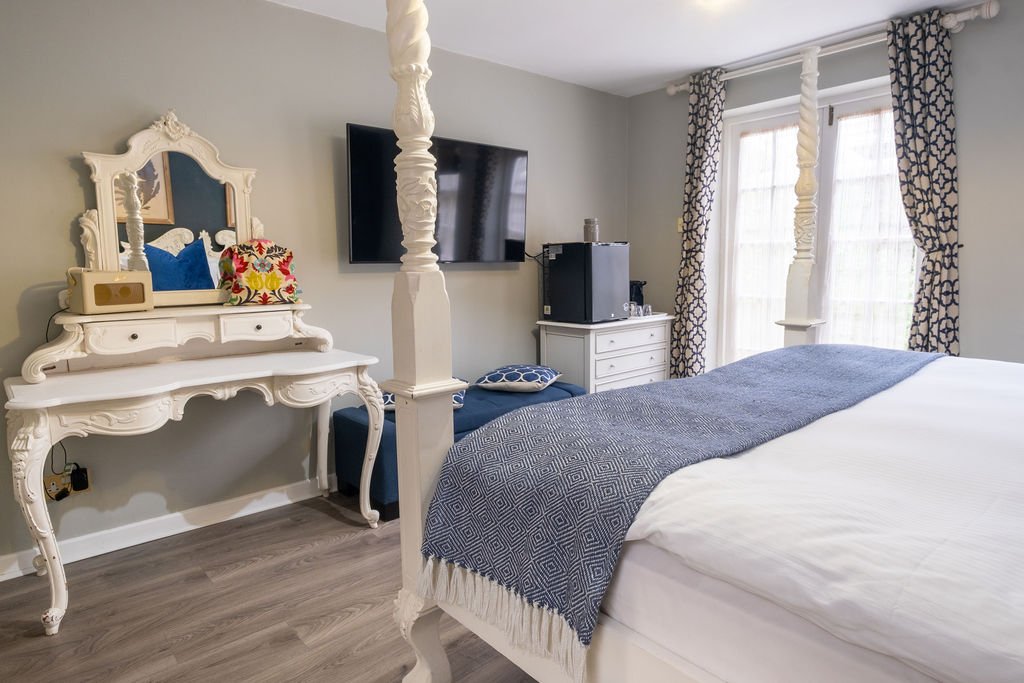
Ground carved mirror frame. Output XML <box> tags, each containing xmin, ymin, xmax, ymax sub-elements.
<box><xmin>79</xmin><ymin>111</ymin><xmax>261</xmax><ymax>306</ymax></box>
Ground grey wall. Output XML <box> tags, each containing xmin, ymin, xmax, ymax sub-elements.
<box><xmin>953</xmin><ymin>5</ymin><xmax>1024</xmax><ymax>363</ymax></box>
<box><xmin>0</xmin><ymin>1</ymin><xmax>627</xmax><ymax>559</ymax></box>
<box><xmin>627</xmin><ymin>7</ymin><xmax>1024</xmax><ymax>366</ymax></box>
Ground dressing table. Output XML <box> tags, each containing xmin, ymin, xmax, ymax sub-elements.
<box><xmin>4</xmin><ymin>112</ymin><xmax>385</xmax><ymax>637</ymax></box>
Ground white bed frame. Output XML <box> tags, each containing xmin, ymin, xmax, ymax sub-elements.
<box><xmin>378</xmin><ymin>1</ymin><xmax>823</xmax><ymax>680</ymax></box>
<box><xmin>377</xmin><ymin>1</ymin><xmax>992</xmax><ymax>680</ymax></box>
<box><xmin>379</xmin><ymin>3</ymin><xmax>745</xmax><ymax>680</ymax></box>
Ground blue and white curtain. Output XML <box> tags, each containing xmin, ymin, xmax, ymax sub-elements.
<box><xmin>671</xmin><ymin>68</ymin><xmax>725</xmax><ymax>378</ymax></box>
<box><xmin>888</xmin><ymin>10</ymin><xmax>960</xmax><ymax>355</ymax></box>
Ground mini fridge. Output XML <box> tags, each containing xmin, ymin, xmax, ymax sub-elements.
<box><xmin>543</xmin><ymin>242</ymin><xmax>630</xmax><ymax>324</ymax></box>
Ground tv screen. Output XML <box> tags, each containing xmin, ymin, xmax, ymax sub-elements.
<box><xmin>347</xmin><ymin>123</ymin><xmax>528</xmax><ymax>264</ymax></box>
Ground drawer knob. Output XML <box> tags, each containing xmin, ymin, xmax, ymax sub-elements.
<box><xmin>650</xmin><ymin>356</ymin><xmax>655</xmax><ymax>361</ymax></box>
<box><xmin>129</xmin><ymin>333</ymin><xmax>139</xmax><ymax>341</ymax></box>
<box><xmin>609</xmin><ymin>364</ymin><xmax>615</xmax><ymax>370</ymax></box>
<box><xmin>649</xmin><ymin>332</ymin><xmax>655</xmax><ymax>338</ymax></box>
<box><xmin>255</xmin><ymin>324</ymin><xmax>263</xmax><ymax>331</ymax></box>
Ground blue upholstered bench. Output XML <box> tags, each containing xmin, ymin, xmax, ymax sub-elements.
<box><xmin>333</xmin><ymin>381</ymin><xmax>586</xmax><ymax>521</ymax></box>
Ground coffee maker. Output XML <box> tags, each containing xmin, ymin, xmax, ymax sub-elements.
<box><xmin>629</xmin><ymin>280</ymin><xmax>647</xmax><ymax>308</ymax></box>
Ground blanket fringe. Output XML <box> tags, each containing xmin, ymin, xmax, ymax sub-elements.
<box><xmin>419</xmin><ymin>556</ymin><xmax>588</xmax><ymax>682</ymax></box>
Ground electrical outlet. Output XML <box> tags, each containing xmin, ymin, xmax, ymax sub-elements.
<box><xmin>43</xmin><ymin>464</ymin><xmax>90</xmax><ymax>501</ymax></box>
<box><xmin>44</xmin><ymin>473</ymin><xmax>68</xmax><ymax>499</ymax></box>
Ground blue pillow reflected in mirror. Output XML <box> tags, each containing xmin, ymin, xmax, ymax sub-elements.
<box><xmin>145</xmin><ymin>239</ymin><xmax>215</xmax><ymax>291</ymax></box>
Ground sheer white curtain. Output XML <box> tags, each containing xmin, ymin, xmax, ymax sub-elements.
<box><xmin>820</xmin><ymin>109</ymin><xmax>918</xmax><ymax>348</ymax></box>
<box><xmin>727</xmin><ymin>124</ymin><xmax>798</xmax><ymax>361</ymax></box>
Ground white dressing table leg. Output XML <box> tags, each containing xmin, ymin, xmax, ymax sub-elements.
<box><xmin>7</xmin><ymin>409</ymin><xmax>68</xmax><ymax>635</ymax></box>
<box><xmin>356</xmin><ymin>367</ymin><xmax>385</xmax><ymax>528</ymax></box>
<box><xmin>316</xmin><ymin>400</ymin><xmax>331</xmax><ymax>497</ymax></box>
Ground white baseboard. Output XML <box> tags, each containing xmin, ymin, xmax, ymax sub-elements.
<box><xmin>0</xmin><ymin>474</ymin><xmax>338</xmax><ymax>583</ymax></box>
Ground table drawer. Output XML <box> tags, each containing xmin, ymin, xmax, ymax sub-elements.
<box><xmin>595</xmin><ymin>347</ymin><xmax>667</xmax><ymax>379</ymax></box>
<box><xmin>84</xmin><ymin>319</ymin><xmax>178</xmax><ymax>355</ymax></box>
<box><xmin>595</xmin><ymin>324</ymin><xmax>667</xmax><ymax>354</ymax></box>
<box><xmin>595</xmin><ymin>368</ymin><xmax>667</xmax><ymax>392</ymax></box>
<box><xmin>219</xmin><ymin>311</ymin><xmax>293</xmax><ymax>342</ymax></box>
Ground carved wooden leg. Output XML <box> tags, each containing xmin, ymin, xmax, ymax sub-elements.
<box><xmin>7</xmin><ymin>410</ymin><xmax>68</xmax><ymax>635</ymax></box>
<box><xmin>395</xmin><ymin>588</ymin><xmax>452</xmax><ymax>683</ymax></box>
<box><xmin>356</xmin><ymin>367</ymin><xmax>385</xmax><ymax>528</ymax></box>
<box><xmin>316</xmin><ymin>400</ymin><xmax>331</xmax><ymax>497</ymax></box>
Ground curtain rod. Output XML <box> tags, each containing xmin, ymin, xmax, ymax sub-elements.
<box><xmin>666</xmin><ymin>0</ymin><xmax>1000</xmax><ymax>95</ymax></box>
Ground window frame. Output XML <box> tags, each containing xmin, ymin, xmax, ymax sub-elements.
<box><xmin>716</xmin><ymin>79</ymin><xmax>897</xmax><ymax>365</ymax></box>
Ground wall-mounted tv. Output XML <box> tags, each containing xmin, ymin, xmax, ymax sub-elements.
<box><xmin>347</xmin><ymin>123</ymin><xmax>528</xmax><ymax>264</ymax></box>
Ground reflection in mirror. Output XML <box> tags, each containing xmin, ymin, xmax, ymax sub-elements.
<box><xmin>114</xmin><ymin>151</ymin><xmax>237</xmax><ymax>291</ymax></box>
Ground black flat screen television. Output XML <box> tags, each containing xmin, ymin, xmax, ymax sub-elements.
<box><xmin>347</xmin><ymin>123</ymin><xmax>528</xmax><ymax>264</ymax></box>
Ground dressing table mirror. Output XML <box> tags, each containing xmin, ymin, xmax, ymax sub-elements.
<box><xmin>79</xmin><ymin>111</ymin><xmax>261</xmax><ymax>306</ymax></box>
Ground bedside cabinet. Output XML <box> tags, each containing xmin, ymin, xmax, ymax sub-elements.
<box><xmin>538</xmin><ymin>314</ymin><xmax>671</xmax><ymax>393</ymax></box>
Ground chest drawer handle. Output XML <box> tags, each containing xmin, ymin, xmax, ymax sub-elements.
<box><xmin>649</xmin><ymin>332</ymin><xmax>655</xmax><ymax>338</ymax></box>
<box><xmin>255</xmin><ymin>324</ymin><xmax>263</xmax><ymax>331</ymax></box>
<box><xmin>130</xmin><ymin>333</ymin><xmax>139</xmax><ymax>341</ymax></box>
<box><xmin>649</xmin><ymin>356</ymin><xmax>655</xmax><ymax>361</ymax></box>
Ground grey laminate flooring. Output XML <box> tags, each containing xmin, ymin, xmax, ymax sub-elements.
<box><xmin>0</xmin><ymin>495</ymin><xmax>535</xmax><ymax>683</ymax></box>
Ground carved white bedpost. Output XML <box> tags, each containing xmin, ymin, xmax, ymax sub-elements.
<box><xmin>116</xmin><ymin>172</ymin><xmax>150</xmax><ymax>272</ymax></box>
<box><xmin>383</xmin><ymin>1</ymin><xmax>460</xmax><ymax>681</ymax></box>
<box><xmin>777</xmin><ymin>47</ymin><xmax>825</xmax><ymax>345</ymax></box>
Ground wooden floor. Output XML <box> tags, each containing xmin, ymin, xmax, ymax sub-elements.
<box><xmin>0</xmin><ymin>495</ymin><xmax>535</xmax><ymax>683</ymax></box>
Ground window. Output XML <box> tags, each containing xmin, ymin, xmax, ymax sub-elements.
<box><xmin>819</xmin><ymin>108</ymin><xmax>918</xmax><ymax>348</ymax></box>
<box><xmin>719</xmin><ymin>87</ymin><xmax>918</xmax><ymax>364</ymax></box>
<box><xmin>725</xmin><ymin>121</ymin><xmax>798</xmax><ymax>361</ymax></box>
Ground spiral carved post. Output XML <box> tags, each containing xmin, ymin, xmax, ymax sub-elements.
<box><xmin>777</xmin><ymin>47</ymin><xmax>825</xmax><ymax>345</ymax></box>
<box><xmin>116</xmin><ymin>172</ymin><xmax>150</xmax><ymax>272</ymax></box>
<box><xmin>383</xmin><ymin>1</ymin><xmax>459</xmax><ymax>681</ymax></box>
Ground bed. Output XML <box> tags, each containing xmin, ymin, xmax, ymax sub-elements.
<box><xmin>609</xmin><ymin>355</ymin><xmax>1024</xmax><ymax>683</ymax></box>
<box><xmin>378</xmin><ymin>2</ymin><xmax>1023</xmax><ymax>682</ymax></box>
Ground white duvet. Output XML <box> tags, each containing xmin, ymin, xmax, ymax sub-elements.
<box><xmin>626</xmin><ymin>357</ymin><xmax>1024</xmax><ymax>683</ymax></box>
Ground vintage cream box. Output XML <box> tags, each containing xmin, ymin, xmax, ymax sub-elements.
<box><xmin>66</xmin><ymin>267</ymin><xmax>154</xmax><ymax>314</ymax></box>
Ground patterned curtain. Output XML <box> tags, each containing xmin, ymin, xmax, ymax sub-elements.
<box><xmin>671</xmin><ymin>68</ymin><xmax>726</xmax><ymax>378</ymax></box>
<box><xmin>887</xmin><ymin>10</ymin><xmax>960</xmax><ymax>355</ymax></box>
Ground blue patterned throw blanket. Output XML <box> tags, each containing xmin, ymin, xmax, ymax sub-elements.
<box><xmin>419</xmin><ymin>345</ymin><xmax>940</xmax><ymax>680</ymax></box>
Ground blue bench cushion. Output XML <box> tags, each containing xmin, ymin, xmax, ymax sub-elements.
<box><xmin>334</xmin><ymin>381</ymin><xmax>586</xmax><ymax>508</ymax></box>
<box><xmin>451</xmin><ymin>382</ymin><xmax>583</xmax><ymax>434</ymax></box>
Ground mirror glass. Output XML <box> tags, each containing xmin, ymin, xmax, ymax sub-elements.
<box><xmin>114</xmin><ymin>151</ymin><xmax>237</xmax><ymax>291</ymax></box>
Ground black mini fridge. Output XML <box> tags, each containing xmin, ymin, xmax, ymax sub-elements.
<box><xmin>543</xmin><ymin>242</ymin><xmax>630</xmax><ymax>324</ymax></box>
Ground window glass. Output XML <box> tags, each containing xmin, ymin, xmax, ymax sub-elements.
<box><xmin>820</xmin><ymin>109</ymin><xmax>917</xmax><ymax>348</ymax></box>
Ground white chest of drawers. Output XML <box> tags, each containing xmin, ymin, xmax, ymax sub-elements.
<box><xmin>538</xmin><ymin>314</ymin><xmax>671</xmax><ymax>393</ymax></box>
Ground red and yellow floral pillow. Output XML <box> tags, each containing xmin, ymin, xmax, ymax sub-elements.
<box><xmin>219</xmin><ymin>239</ymin><xmax>301</xmax><ymax>305</ymax></box>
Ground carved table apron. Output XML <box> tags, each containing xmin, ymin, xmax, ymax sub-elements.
<box><xmin>4</xmin><ymin>348</ymin><xmax>385</xmax><ymax>636</ymax></box>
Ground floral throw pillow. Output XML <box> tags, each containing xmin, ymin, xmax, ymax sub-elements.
<box><xmin>219</xmin><ymin>239</ymin><xmax>301</xmax><ymax>305</ymax></box>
